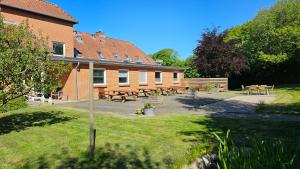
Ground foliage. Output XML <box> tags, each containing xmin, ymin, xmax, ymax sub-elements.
<box><xmin>214</xmin><ymin>130</ymin><xmax>296</xmax><ymax>169</ymax></box>
<box><xmin>226</xmin><ymin>0</ymin><xmax>300</xmax><ymax>87</ymax></box>
<box><xmin>151</xmin><ymin>48</ymin><xmax>184</xmax><ymax>67</ymax></box>
<box><xmin>193</xmin><ymin>28</ymin><xmax>248</xmax><ymax>77</ymax></box>
<box><xmin>183</xmin><ymin>55</ymin><xmax>201</xmax><ymax>78</ymax></box>
<box><xmin>0</xmin><ymin>96</ymin><xmax>27</xmax><ymax>113</ymax></box>
<box><xmin>0</xmin><ymin>15</ymin><xmax>71</xmax><ymax>108</ymax></box>
<box><xmin>144</xmin><ymin>102</ymin><xmax>154</xmax><ymax>109</ymax></box>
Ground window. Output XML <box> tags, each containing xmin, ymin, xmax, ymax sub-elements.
<box><xmin>97</xmin><ymin>51</ymin><xmax>105</xmax><ymax>59</ymax></box>
<box><xmin>136</xmin><ymin>56</ymin><xmax>142</xmax><ymax>63</ymax></box>
<box><xmin>155</xmin><ymin>71</ymin><xmax>162</xmax><ymax>83</ymax></box>
<box><xmin>139</xmin><ymin>71</ymin><xmax>147</xmax><ymax>84</ymax></box>
<box><xmin>125</xmin><ymin>55</ymin><xmax>131</xmax><ymax>62</ymax></box>
<box><xmin>114</xmin><ymin>54</ymin><xmax>120</xmax><ymax>61</ymax></box>
<box><xmin>74</xmin><ymin>48</ymin><xmax>81</xmax><ymax>58</ymax></box>
<box><xmin>52</xmin><ymin>42</ymin><xmax>65</xmax><ymax>56</ymax></box>
<box><xmin>93</xmin><ymin>69</ymin><xmax>106</xmax><ymax>85</ymax></box>
<box><xmin>173</xmin><ymin>72</ymin><xmax>179</xmax><ymax>82</ymax></box>
<box><xmin>119</xmin><ymin>70</ymin><xmax>129</xmax><ymax>84</ymax></box>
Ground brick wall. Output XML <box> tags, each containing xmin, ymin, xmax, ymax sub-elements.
<box><xmin>1</xmin><ymin>6</ymin><xmax>74</xmax><ymax>57</ymax></box>
<box><xmin>63</xmin><ymin>63</ymin><xmax>184</xmax><ymax>100</ymax></box>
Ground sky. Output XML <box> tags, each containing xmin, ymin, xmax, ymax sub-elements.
<box><xmin>50</xmin><ymin>0</ymin><xmax>277</xmax><ymax>59</ymax></box>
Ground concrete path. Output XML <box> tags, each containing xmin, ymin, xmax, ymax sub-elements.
<box><xmin>58</xmin><ymin>93</ymin><xmax>300</xmax><ymax>121</ymax></box>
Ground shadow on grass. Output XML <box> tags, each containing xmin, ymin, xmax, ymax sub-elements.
<box><xmin>21</xmin><ymin>143</ymin><xmax>173</xmax><ymax>169</ymax></box>
<box><xmin>257</xmin><ymin>102</ymin><xmax>300</xmax><ymax>115</ymax></box>
<box><xmin>0</xmin><ymin>111</ymin><xmax>74</xmax><ymax>135</ymax></box>
<box><xmin>179</xmin><ymin>116</ymin><xmax>300</xmax><ymax>167</ymax></box>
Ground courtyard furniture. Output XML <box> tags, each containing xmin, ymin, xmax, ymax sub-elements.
<box><xmin>157</xmin><ymin>87</ymin><xmax>173</xmax><ymax>96</ymax></box>
<box><xmin>244</xmin><ymin>85</ymin><xmax>274</xmax><ymax>96</ymax></box>
<box><xmin>107</xmin><ymin>89</ymin><xmax>138</xmax><ymax>103</ymax></box>
<box><xmin>138</xmin><ymin>88</ymin><xmax>158</xmax><ymax>97</ymax></box>
<box><xmin>246</xmin><ymin>85</ymin><xmax>259</xmax><ymax>95</ymax></box>
<box><xmin>170</xmin><ymin>86</ymin><xmax>186</xmax><ymax>94</ymax></box>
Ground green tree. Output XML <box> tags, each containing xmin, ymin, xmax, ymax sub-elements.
<box><xmin>226</xmin><ymin>0</ymin><xmax>300</xmax><ymax>85</ymax></box>
<box><xmin>183</xmin><ymin>55</ymin><xmax>200</xmax><ymax>78</ymax></box>
<box><xmin>151</xmin><ymin>48</ymin><xmax>183</xmax><ymax>67</ymax></box>
<box><xmin>0</xmin><ymin>15</ymin><xmax>70</xmax><ymax>110</ymax></box>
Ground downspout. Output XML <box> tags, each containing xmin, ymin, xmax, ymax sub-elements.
<box><xmin>75</xmin><ymin>62</ymin><xmax>80</xmax><ymax>101</ymax></box>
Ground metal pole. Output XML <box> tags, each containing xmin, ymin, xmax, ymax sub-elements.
<box><xmin>89</xmin><ymin>62</ymin><xmax>95</xmax><ymax>159</ymax></box>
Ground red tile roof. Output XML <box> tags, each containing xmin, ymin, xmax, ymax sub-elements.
<box><xmin>0</xmin><ymin>0</ymin><xmax>77</xmax><ymax>23</ymax></box>
<box><xmin>74</xmin><ymin>31</ymin><xmax>157</xmax><ymax>65</ymax></box>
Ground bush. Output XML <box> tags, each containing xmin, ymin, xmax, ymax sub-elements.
<box><xmin>214</xmin><ymin>130</ymin><xmax>297</xmax><ymax>169</ymax></box>
<box><xmin>0</xmin><ymin>97</ymin><xmax>27</xmax><ymax>113</ymax></box>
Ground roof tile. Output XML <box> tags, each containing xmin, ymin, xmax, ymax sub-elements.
<box><xmin>0</xmin><ymin>0</ymin><xmax>77</xmax><ymax>23</ymax></box>
<box><xmin>74</xmin><ymin>31</ymin><xmax>156</xmax><ymax>65</ymax></box>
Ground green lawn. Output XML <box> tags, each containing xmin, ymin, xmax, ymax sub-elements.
<box><xmin>257</xmin><ymin>84</ymin><xmax>300</xmax><ymax>115</ymax></box>
<box><xmin>0</xmin><ymin>106</ymin><xmax>300</xmax><ymax>169</ymax></box>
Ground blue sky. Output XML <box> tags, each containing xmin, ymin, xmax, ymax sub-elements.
<box><xmin>50</xmin><ymin>0</ymin><xmax>277</xmax><ymax>59</ymax></box>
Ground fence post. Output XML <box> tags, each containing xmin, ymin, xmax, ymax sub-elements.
<box><xmin>89</xmin><ymin>62</ymin><xmax>95</xmax><ymax>159</ymax></box>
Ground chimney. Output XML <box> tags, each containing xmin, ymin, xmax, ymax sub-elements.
<box><xmin>95</xmin><ymin>31</ymin><xmax>105</xmax><ymax>39</ymax></box>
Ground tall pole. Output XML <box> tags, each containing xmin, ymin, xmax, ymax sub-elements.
<box><xmin>89</xmin><ymin>62</ymin><xmax>95</xmax><ymax>159</ymax></box>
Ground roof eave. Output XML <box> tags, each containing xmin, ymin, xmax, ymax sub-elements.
<box><xmin>0</xmin><ymin>4</ymin><xmax>78</xmax><ymax>24</ymax></box>
<box><xmin>52</xmin><ymin>56</ymin><xmax>186</xmax><ymax>71</ymax></box>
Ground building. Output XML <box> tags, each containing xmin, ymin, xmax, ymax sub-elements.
<box><xmin>0</xmin><ymin>0</ymin><xmax>185</xmax><ymax>100</ymax></box>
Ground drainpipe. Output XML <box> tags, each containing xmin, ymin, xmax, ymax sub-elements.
<box><xmin>75</xmin><ymin>62</ymin><xmax>80</xmax><ymax>101</ymax></box>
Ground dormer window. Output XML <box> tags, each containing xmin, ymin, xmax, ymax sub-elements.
<box><xmin>146</xmin><ymin>58</ymin><xmax>152</xmax><ymax>64</ymax></box>
<box><xmin>74</xmin><ymin>48</ymin><xmax>82</xmax><ymax>58</ymax></box>
<box><xmin>114</xmin><ymin>54</ymin><xmax>120</xmax><ymax>61</ymax></box>
<box><xmin>76</xmin><ymin>36</ymin><xmax>83</xmax><ymax>43</ymax></box>
<box><xmin>124</xmin><ymin>55</ymin><xmax>131</xmax><ymax>62</ymax></box>
<box><xmin>97</xmin><ymin>51</ymin><xmax>105</xmax><ymax>60</ymax></box>
<box><xmin>136</xmin><ymin>56</ymin><xmax>142</xmax><ymax>63</ymax></box>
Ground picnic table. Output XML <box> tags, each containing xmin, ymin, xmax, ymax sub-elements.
<box><xmin>107</xmin><ymin>89</ymin><xmax>138</xmax><ymax>103</ymax></box>
<box><xmin>138</xmin><ymin>88</ymin><xmax>157</xmax><ymax>97</ymax></box>
<box><xmin>245</xmin><ymin>85</ymin><xmax>274</xmax><ymax>96</ymax></box>
<box><xmin>156</xmin><ymin>87</ymin><xmax>173</xmax><ymax>96</ymax></box>
<box><xmin>170</xmin><ymin>86</ymin><xmax>187</xmax><ymax>94</ymax></box>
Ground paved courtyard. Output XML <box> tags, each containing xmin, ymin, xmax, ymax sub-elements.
<box><xmin>59</xmin><ymin>92</ymin><xmax>277</xmax><ymax>117</ymax></box>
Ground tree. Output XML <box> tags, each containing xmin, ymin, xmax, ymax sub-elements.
<box><xmin>183</xmin><ymin>55</ymin><xmax>200</xmax><ymax>78</ymax></box>
<box><xmin>0</xmin><ymin>15</ymin><xmax>70</xmax><ymax>111</ymax></box>
<box><xmin>151</xmin><ymin>48</ymin><xmax>183</xmax><ymax>67</ymax></box>
<box><xmin>226</xmin><ymin>0</ymin><xmax>300</xmax><ymax>85</ymax></box>
<box><xmin>193</xmin><ymin>28</ymin><xmax>248</xmax><ymax>77</ymax></box>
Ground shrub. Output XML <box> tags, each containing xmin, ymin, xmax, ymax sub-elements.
<box><xmin>144</xmin><ymin>102</ymin><xmax>154</xmax><ymax>109</ymax></box>
<box><xmin>0</xmin><ymin>97</ymin><xmax>27</xmax><ymax>113</ymax></box>
<box><xmin>214</xmin><ymin>130</ymin><xmax>297</xmax><ymax>169</ymax></box>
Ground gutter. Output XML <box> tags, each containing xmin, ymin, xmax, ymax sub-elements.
<box><xmin>74</xmin><ymin>62</ymin><xmax>80</xmax><ymax>100</ymax></box>
<box><xmin>53</xmin><ymin>56</ymin><xmax>186</xmax><ymax>71</ymax></box>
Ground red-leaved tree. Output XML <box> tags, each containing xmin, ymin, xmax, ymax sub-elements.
<box><xmin>193</xmin><ymin>28</ymin><xmax>248</xmax><ymax>77</ymax></box>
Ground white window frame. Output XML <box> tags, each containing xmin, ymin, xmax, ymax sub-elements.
<box><xmin>93</xmin><ymin>68</ymin><xmax>106</xmax><ymax>86</ymax></box>
<box><xmin>118</xmin><ymin>69</ymin><xmax>129</xmax><ymax>85</ymax></box>
<box><xmin>155</xmin><ymin>71</ymin><xmax>162</xmax><ymax>84</ymax></box>
<box><xmin>139</xmin><ymin>70</ymin><xmax>148</xmax><ymax>85</ymax></box>
<box><xmin>173</xmin><ymin>72</ymin><xmax>179</xmax><ymax>83</ymax></box>
<box><xmin>52</xmin><ymin>41</ymin><xmax>66</xmax><ymax>57</ymax></box>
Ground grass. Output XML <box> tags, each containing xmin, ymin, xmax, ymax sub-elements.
<box><xmin>0</xmin><ymin>105</ymin><xmax>300</xmax><ymax>168</ymax></box>
<box><xmin>257</xmin><ymin>84</ymin><xmax>300</xmax><ymax>115</ymax></box>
